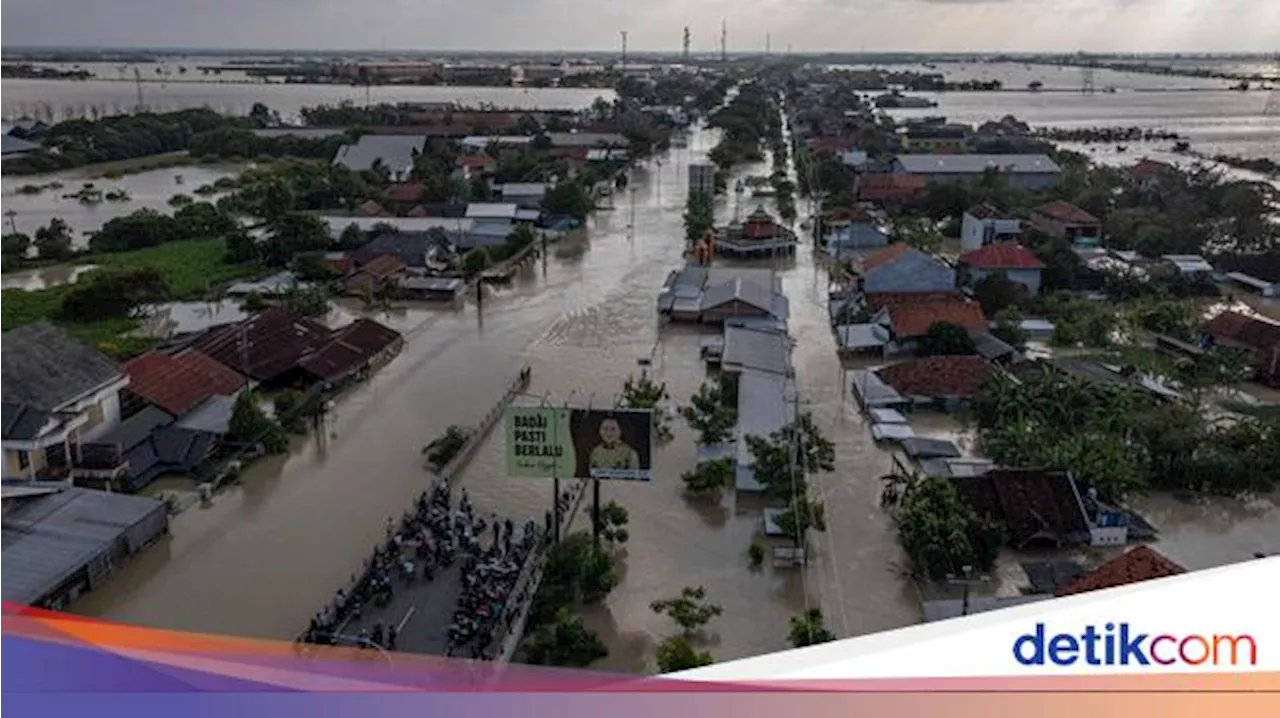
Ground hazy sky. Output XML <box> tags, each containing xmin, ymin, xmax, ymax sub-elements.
<box><xmin>3</xmin><ymin>0</ymin><xmax>1278</xmax><ymax>53</ymax></box>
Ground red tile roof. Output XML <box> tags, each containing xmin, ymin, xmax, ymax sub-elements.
<box><xmin>456</xmin><ymin>154</ymin><xmax>497</xmax><ymax>171</ymax></box>
<box><xmin>876</xmin><ymin>355</ymin><xmax>993</xmax><ymax>398</ymax></box>
<box><xmin>1055</xmin><ymin>546</ymin><xmax>1187</xmax><ymax>597</ymax></box>
<box><xmin>860</xmin><ymin>173</ymin><xmax>927</xmax><ymax>191</ymax></box>
<box><xmin>864</xmin><ymin>291</ymin><xmax>961</xmax><ymax>313</ymax></box>
<box><xmin>384</xmin><ymin>181</ymin><xmax>425</xmax><ymax>204</ymax></box>
<box><xmin>1130</xmin><ymin>158</ymin><xmax>1176</xmax><ymax>180</ymax></box>
<box><xmin>742</xmin><ymin>208</ymin><xmax>788</xmax><ymax>240</ymax></box>
<box><xmin>888</xmin><ymin>297</ymin><xmax>987</xmax><ymax>337</ymax></box>
<box><xmin>959</xmin><ymin>241</ymin><xmax>1045</xmax><ymax>270</ymax></box>
<box><xmin>1034</xmin><ymin>200</ymin><xmax>1100</xmax><ymax>225</ymax></box>
<box><xmin>1205</xmin><ymin>311</ymin><xmax>1280</xmax><ymax>351</ymax></box>
<box><xmin>297</xmin><ymin>319</ymin><xmax>404</xmax><ymax>383</ymax></box>
<box><xmin>123</xmin><ymin>348</ymin><xmax>248</xmax><ymax>416</ymax></box>
<box><xmin>859</xmin><ymin>242</ymin><xmax>916</xmax><ymax>273</ymax></box>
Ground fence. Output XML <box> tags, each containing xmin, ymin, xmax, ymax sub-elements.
<box><xmin>431</xmin><ymin>366</ymin><xmax>532</xmax><ymax>478</ymax></box>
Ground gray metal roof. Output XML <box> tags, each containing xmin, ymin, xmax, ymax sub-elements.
<box><xmin>850</xmin><ymin>370</ymin><xmax>906</xmax><ymax>408</ymax></box>
<box><xmin>94</xmin><ymin>406</ymin><xmax>174</xmax><ymax>451</ymax></box>
<box><xmin>722</xmin><ymin>326</ymin><xmax>792</xmax><ymax>375</ymax></box>
<box><xmin>252</xmin><ymin>128</ymin><xmax>346</xmax><ymax>139</ymax></box>
<box><xmin>176</xmin><ymin>394</ymin><xmax>238</xmax><ymax>434</ymax></box>
<box><xmin>2</xmin><ymin>402</ymin><xmax>51</xmax><ymax>441</ymax></box>
<box><xmin>2</xmin><ymin>322</ymin><xmax>124</xmax><ymax>412</ymax></box>
<box><xmin>2</xmin><ymin>134</ymin><xmax>41</xmax><ymax>156</ymax></box>
<box><xmin>922</xmin><ymin>595</ymin><xmax>1051</xmax><ymax>622</ymax></box>
<box><xmin>2</xmin><ymin>486</ymin><xmax>167</xmax><ymax>605</ymax></box>
<box><xmin>734</xmin><ymin>369</ymin><xmax>797</xmax><ymax>492</ymax></box>
<box><xmin>701</xmin><ymin>277</ymin><xmax>778</xmax><ymax>314</ymax></box>
<box><xmin>901</xmin><ymin>437</ymin><xmax>963</xmax><ymax>459</ymax></box>
<box><xmin>333</xmin><ymin>135</ymin><xmax>425</xmax><ymax>172</ymax></box>
<box><xmin>895</xmin><ymin>154</ymin><xmax>1062</xmax><ymax>175</ymax></box>
<box><xmin>837</xmin><ymin>323</ymin><xmax>889</xmax><ymax>350</ymax></box>
<box><xmin>546</xmin><ymin>132</ymin><xmax>628</xmax><ymax>147</ymax></box>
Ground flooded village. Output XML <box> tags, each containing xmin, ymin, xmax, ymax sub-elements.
<box><xmin>3</xmin><ymin>52</ymin><xmax>1279</xmax><ymax>674</ymax></box>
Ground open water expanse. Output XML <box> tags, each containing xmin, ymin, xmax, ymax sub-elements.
<box><xmin>62</xmin><ymin>126</ymin><xmax>1279</xmax><ymax>671</ymax></box>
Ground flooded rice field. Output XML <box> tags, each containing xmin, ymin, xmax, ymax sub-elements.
<box><xmin>67</xmin><ymin>127</ymin><xmax>1279</xmax><ymax>671</ymax></box>
<box><xmin>1</xmin><ymin>164</ymin><xmax>241</xmax><ymax>244</ymax></box>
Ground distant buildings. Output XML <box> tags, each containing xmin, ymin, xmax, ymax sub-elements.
<box><xmin>891</xmin><ymin>154</ymin><xmax>1063</xmax><ymax>191</ymax></box>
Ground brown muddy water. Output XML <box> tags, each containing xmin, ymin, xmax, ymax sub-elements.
<box><xmin>70</xmin><ymin>127</ymin><xmax>1278</xmax><ymax>672</ymax></box>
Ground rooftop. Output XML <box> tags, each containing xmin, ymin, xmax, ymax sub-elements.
<box><xmin>1055</xmin><ymin>546</ymin><xmax>1187</xmax><ymax>597</ymax></box>
<box><xmin>2</xmin><ymin>485</ymin><xmax>168</xmax><ymax>605</ymax></box>
<box><xmin>859</xmin><ymin>242</ymin><xmax>917</xmax><ymax>273</ymax></box>
<box><xmin>951</xmin><ymin>469</ymin><xmax>1093</xmax><ymax>548</ymax></box>
<box><xmin>1204</xmin><ymin>311</ymin><xmax>1280</xmax><ymax>351</ymax></box>
<box><xmin>876</xmin><ymin>355</ymin><xmax>993</xmax><ymax>399</ymax></box>
<box><xmin>333</xmin><ymin>134</ymin><xmax>426</xmax><ymax>173</ymax></box>
<box><xmin>895</xmin><ymin>154</ymin><xmax>1062</xmax><ymax>175</ymax></box>
<box><xmin>122</xmin><ymin>349</ymin><xmax>248</xmax><ymax>417</ymax></box>
<box><xmin>1033</xmin><ymin>200</ymin><xmax>1101</xmax><ymax>225</ymax></box>
<box><xmin>863</xmin><ymin>291</ymin><xmax>961</xmax><ymax>313</ymax></box>
<box><xmin>966</xmin><ymin>203</ymin><xmax>1012</xmax><ymax>220</ymax></box>
<box><xmin>887</xmin><ymin>298</ymin><xmax>987</xmax><ymax>338</ymax></box>
<box><xmin>190</xmin><ymin>307</ymin><xmax>334</xmax><ymax>382</ymax></box>
<box><xmin>721</xmin><ymin>325</ymin><xmax>793</xmax><ymax>376</ymax></box>
<box><xmin>1</xmin><ymin>322</ymin><xmax>123</xmax><ymax>412</ymax></box>
<box><xmin>296</xmin><ymin>318</ymin><xmax>403</xmax><ymax>384</ymax></box>
<box><xmin>959</xmin><ymin>241</ymin><xmax>1045</xmax><ymax>270</ymax></box>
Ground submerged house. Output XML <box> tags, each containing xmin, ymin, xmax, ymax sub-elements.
<box><xmin>949</xmin><ymin>469</ymin><xmax>1094</xmax><ymax>549</ymax></box>
<box><xmin>1054</xmin><ymin>546</ymin><xmax>1186</xmax><ymax>597</ymax></box>
<box><xmin>1030</xmin><ymin>201</ymin><xmax>1102</xmax><ymax>244</ymax></box>
<box><xmin>657</xmin><ymin>265</ymin><xmax>789</xmax><ymax>325</ymax></box>
<box><xmin>822</xmin><ymin>207</ymin><xmax>891</xmax><ymax>254</ymax></box>
<box><xmin>333</xmin><ymin>134</ymin><xmax>426</xmax><ymax>182</ymax></box>
<box><xmin>2</xmin><ymin>323</ymin><xmax>130</xmax><ymax>481</ymax></box>
<box><xmin>714</xmin><ymin>207</ymin><xmax>798</xmax><ymax>259</ymax></box>
<box><xmin>875</xmin><ymin>355</ymin><xmax>993</xmax><ymax>408</ymax></box>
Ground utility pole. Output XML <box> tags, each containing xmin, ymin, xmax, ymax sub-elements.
<box><xmin>683</xmin><ymin>27</ymin><xmax>691</xmax><ymax>62</ymax></box>
<box><xmin>620</xmin><ymin>31</ymin><xmax>628</xmax><ymax>73</ymax></box>
<box><xmin>133</xmin><ymin>68</ymin><xmax>145</xmax><ymax>111</ymax></box>
<box><xmin>720</xmin><ymin>20</ymin><xmax>727</xmax><ymax>63</ymax></box>
<box><xmin>947</xmin><ymin>565</ymin><xmax>989</xmax><ymax>617</ymax></box>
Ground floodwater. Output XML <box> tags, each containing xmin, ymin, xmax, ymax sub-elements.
<box><xmin>1</xmin><ymin>164</ymin><xmax>240</xmax><ymax>246</ymax></box>
<box><xmin>68</xmin><ymin>125</ymin><xmax>1278</xmax><ymax>671</ymax></box>
<box><xmin>1</xmin><ymin>79</ymin><xmax>615</xmax><ymax>122</ymax></box>
<box><xmin>0</xmin><ymin>263</ymin><xmax>98</xmax><ymax>290</ymax></box>
<box><xmin>134</xmin><ymin>300</ymin><xmax>358</xmax><ymax>338</ymax></box>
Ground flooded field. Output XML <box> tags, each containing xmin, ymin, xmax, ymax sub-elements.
<box><xmin>1</xmin><ymin>164</ymin><xmax>240</xmax><ymax>244</ymax></box>
<box><xmin>0</xmin><ymin>263</ymin><xmax>99</xmax><ymax>290</ymax></box>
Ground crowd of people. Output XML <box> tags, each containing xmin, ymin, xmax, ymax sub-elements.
<box><xmin>298</xmin><ymin>476</ymin><xmax>549</xmax><ymax>658</ymax></box>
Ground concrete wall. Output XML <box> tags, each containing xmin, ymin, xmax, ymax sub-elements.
<box><xmin>960</xmin><ymin>214</ymin><xmax>1022</xmax><ymax>253</ymax></box>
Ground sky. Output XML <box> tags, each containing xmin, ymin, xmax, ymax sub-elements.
<box><xmin>3</xmin><ymin>0</ymin><xmax>1279</xmax><ymax>54</ymax></box>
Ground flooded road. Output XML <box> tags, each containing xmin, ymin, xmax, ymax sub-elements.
<box><xmin>69</xmin><ymin>124</ymin><xmax>1276</xmax><ymax>671</ymax></box>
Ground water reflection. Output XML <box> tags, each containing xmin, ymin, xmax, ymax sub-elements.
<box><xmin>0</xmin><ymin>263</ymin><xmax>99</xmax><ymax>290</ymax></box>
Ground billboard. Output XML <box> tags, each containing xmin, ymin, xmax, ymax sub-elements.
<box><xmin>505</xmin><ymin>405</ymin><xmax>653</xmax><ymax>481</ymax></box>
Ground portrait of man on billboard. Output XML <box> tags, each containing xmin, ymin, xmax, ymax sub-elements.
<box><xmin>570</xmin><ymin>409</ymin><xmax>652</xmax><ymax>480</ymax></box>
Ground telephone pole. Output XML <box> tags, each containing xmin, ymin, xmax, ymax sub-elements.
<box><xmin>682</xmin><ymin>26</ymin><xmax>690</xmax><ymax>62</ymax></box>
<box><xmin>720</xmin><ymin>20</ymin><xmax>727</xmax><ymax>63</ymax></box>
<box><xmin>620</xmin><ymin>31</ymin><xmax>628</xmax><ymax>72</ymax></box>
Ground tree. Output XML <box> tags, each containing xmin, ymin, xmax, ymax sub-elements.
<box><xmin>745</xmin><ymin>414</ymin><xmax>836</xmax><ymax>501</ymax></box>
<box><xmin>57</xmin><ymin>268</ymin><xmax>169</xmax><ymax>321</ymax></box>
<box><xmin>224</xmin><ymin>228</ymin><xmax>259</xmax><ymax>264</ymax></box>
<box><xmin>273</xmin><ymin>389</ymin><xmax>307</xmax><ymax>434</ymax></box>
<box><xmin>422</xmin><ymin>425</ymin><xmax>471</xmax><ymax>469</ymax></box>
<box><xmin>335</xmin><ymin>222</ymin><xmax>366</xmax><ymax>250</ymax></box>
<box><xmin>262</xmin><ymin>212</ymin><xmax>330</xmax><ymax>267</ymax></box>
<box><xmin>34</xmin><ymin>218</ymin><xmax>75</xmax><ymax>259</ymax></box>
<box><xmin>620</xmin><ymin>374</ymin><xmax>672</xmax><ymax>441</ymax></box>
<box><xmin>655</xmin><ymin>635</ymin><xmax>713</xmax><ymax>673</ymax></box>
<box><xmin>529</xmin><ymin>531</ymin><xmax>618</xmax><ymax>626</ymax></box>
<box><xmin>681</xmin><ymin>457</ymin><xmax>735</xmax><ymax>495</ymax></box>
<box><xmin>893</xmin><ymin>219</ymin><xmax>944</xmax><ymax>254</ymax></box>
<box><xmin>650</xmin><ymin>586</ymin><xmax>723</xmax><ymax>637</ymax></box>
<box><xmin>543</xmin><ymin>181</ymin><xmax>594</xmax><ymax>221</ymax></box>
<box><xmin>885</xmin><ymin>472</ymin><xmax>999</xmax><ymax>580</ymax></box>
<box><xmin>462</xmin><ymin>247</ymin><xmax>492</xmax><ymax>275</ymax></box>
<box><xmin>917</xmin><ymin>321</ymin><xmax>978</xmax><ymax>356</ymax></box>
<box><xmin>773</xmin><ymin>497</ymin><xmax>827</xmax><ymax>544</ymax></box>
<box><xmin>598</xmin><ymin>501</ymin><xmax>630</xmax><ymax>545</ymax></box>
<box><xmin>249</xmin><ymin>102</ymin><xmax>277</xmax><ymax>129</ymax></box>
<box><xmin>682</xmin><ymin>191</ymin><xmax>715</xmax><ymax>250</ymax></box>
<box><xmin>523</xmin><ymin>607</ymin><xmax>607</xmax><ymax>667</ymax></box>
<box><xmin>2</xmin><ymin>232</ymin><xmax>31</xmax><ymax>259</ymax></box>
<box><xmin>173</xmin><ymin>201</ymin><xmax>238</xmax><ymax>240</ymax></box>
<box><xmin>972</xmin><ymin>271</ymin><xmax>1023</xmax><ymax>316</ymax></box>
<box><xmin>680</xmin><ymin>377</ymin><xmax>737</xmax><ymax>445</ymax></box>
<box><xmin>991</xmin><ymin>308</ymin><xmax>1028</xmax><ymax>350</ymax></box>
<box><xmin>89</xmin><ymin>210</ymin><xmax>177</xmax><ymax>253</ymax></box>
<box><xmin>788</xmin><ymin>609</ymin><xmax>836</xmax><ymax>648</ymax></box>
<box><xmin>240</xmin><ymin>291</ymin><xmax>268</xmax><ymax>312</ymax></box>
<box><xmin>281</xmin><ymin>285</ymin><xmax>331</xmax><ymax>317</ymax></box>
<box><xmin>228</xmin><ymin>392</ymin><xmax>289</xmax><ymax>454</ymax></box>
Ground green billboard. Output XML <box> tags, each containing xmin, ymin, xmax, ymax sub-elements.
<box><xmin>504</xmin><ymin>405</ymin><xmax>653</xmax><ymax>481</ymax></box>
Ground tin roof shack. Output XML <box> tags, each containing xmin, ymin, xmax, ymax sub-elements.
<box><xmin>1203</xmin><ymin>311</ymin><xmax>1280</xmax><ymax>387</ymax></box>
<box><xmin>950</xmin><ymin>469</ymin><xmax>1094</xmax><ymax>549</ymax></box>
<box><xmin>1</xmin><ymin>483</ymin><xmax>168</xmax><ymax>609</ymax></box>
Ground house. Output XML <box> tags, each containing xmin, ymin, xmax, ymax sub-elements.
<box><xmin>546</xmin><ymin>132</ymin><xmax>629</xmax><ymax>148</ymax></box>
<box><xmin>880</xmin><ymin>296</ymin><xmax>988</xmax><ymax>355</ymax></box>
<box><xmin>1202</xmin><ymin>311</ymin><xmax>1280</xmax><ymax>387</ymax></box>
<box><xmin>351</xmin><ymin>229</ymin><xmax>456</xmax><ymax>269</ymax></box>
<box><xmin>1162</xmin><ymin>254</ymin><xmax>1214</xmax><ymax>277</ymax></box>
<box><xmin>857</xmin><ymin>173</ymin><xmax>926</xmax><ymax>204</ymax></box>
<box><xmin>1030</xmin><ymin>201</ymin><xmax>1102</xmax><ymax>243</ymax></box>
<box><xmin>1129</xmin><ymin>158</ymin><xmax>1177</xmax><ymax>189</ymax></box>
<box><xmin>657</xmin><ymin>265</ymin><xmax>788</xmax><ymax>325</ymax></box>
<box><xmin>855</xmin><ymin>243</ymin><xmax>956</xmax><ymax>295</ymax></box>
<box><xmin>714</xmin><ymin>206</ymin><xmax>798</xmax><ymax>259</ymax></box>
<box><xmin>902</xmin><ymin>125</ymin><xmax>969</xmax><ymax>153</ymax></box>
<box><xmin>720</xmin><ymin>325</ymin><xmax>793</xmax><ymax>376</ymax></box>
<box><xmin>1055</xmin><ymin>546</ymin><xmax>1186</xmax><ymax>597</ymax></box>
<box><xmin>949</xmin><ymin>469</ymin><xmax>1094</xmax><ymax>549</ymax></box>
<box><xmin>122</xmin><ymin>348</ymin><xmax>248</xmax><ymax>420</ymax></box>
<box><xmin>891</xmin><ymin>154</ymin><xmax>1062</xmax><ymax>190</ymax></box>
<box><xmin>2</xmin><ymin>323</ymin><xmax>130</xmax><ymax>480</ymax></box>
<box><xmin>495</xmin><ymin>183</ymin><xmax>552</xmax><ymax>208</ymax></box>
<box><xmin>1</xmin><ymin>134</ymin><xmax>41</xmax><ymax>161</ymax></box>
<box><xmin>840</xmin><ymin>149</ymin><xmax>869</xmax><ymax>169</ymax></box>
<box><xmin>958</xmin><ymin>241</ymin><xmax>1045</xmax><ymax>295</ymax></box>
<box><xmin>960</xmin><ymin>203</ymin><xmax>1021</xmax><ymax>253</ymax></box>
<box><xmin>1224</xmin><ymin>271</ymin><xmax>1280</xmax><ymax>298</ymax></box>
<box><xmin>456</xmin><ymin>153</ymin><xmax>497</xmax><ymax>177</ymax></box>
<box><xmin>875</xmin><ymin>355</ymin><xmax>993</xmax><ymax>407</ymax></box>
<box><xmin>383</xmin><ymin>181</ymin><xmax>425</xmax><ymax>212</ymax></box>
<box><xmin>342</xmin><ymin>254</ymin><xmax>408</xmax><ymax>296</ymax></box>
<box><xmin>2</xmin><ymin>484</ymin><xmax>168</xmax><ymax>609</ymax></box>
<box><xmin>333</xmin><ymin>135</ymin><xmax>427</xmax><ymax>181</ymax></box>
<box><xmin>465</xmin><ymin>202</ymin><xmax>521</xmax><ymax>225</ymax></box>
<box><xmin>822</xmin><ymin>207</ymin><xmax>890</xmax><ymax>254</ymax></box>
<box><xmin>190</xmin><ymin>308</ymin><xmax>335</xmax><ymax>387</ymax></box>
<box><xmin>225</xmin><ymin>271</ymin><xmax>308</xmax><ymax>298</ymax></box>
<box><xmin>295</xmin><ymin>318</ymin><xmax>405</xmax><ymax>386</ymax></box>
<box><xmin>75</xmin><ymin>405</ymin><xmax>219</xmax><ymax>491</ymax></box>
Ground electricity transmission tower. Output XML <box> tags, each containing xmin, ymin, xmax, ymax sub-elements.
<box><xmin>720</xmin><ymin>20</ymin><xmax>727</xmax><ymax>63</ymax></box>
<box><xmin>620</xmin><ymin>31</ymin><xmax>628</xmax><ymax>71</ymax></box>
<box><xmin>683</xmin><ymin>27</ymin><xmax>690</xmax><ymax>62</ymax></box>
